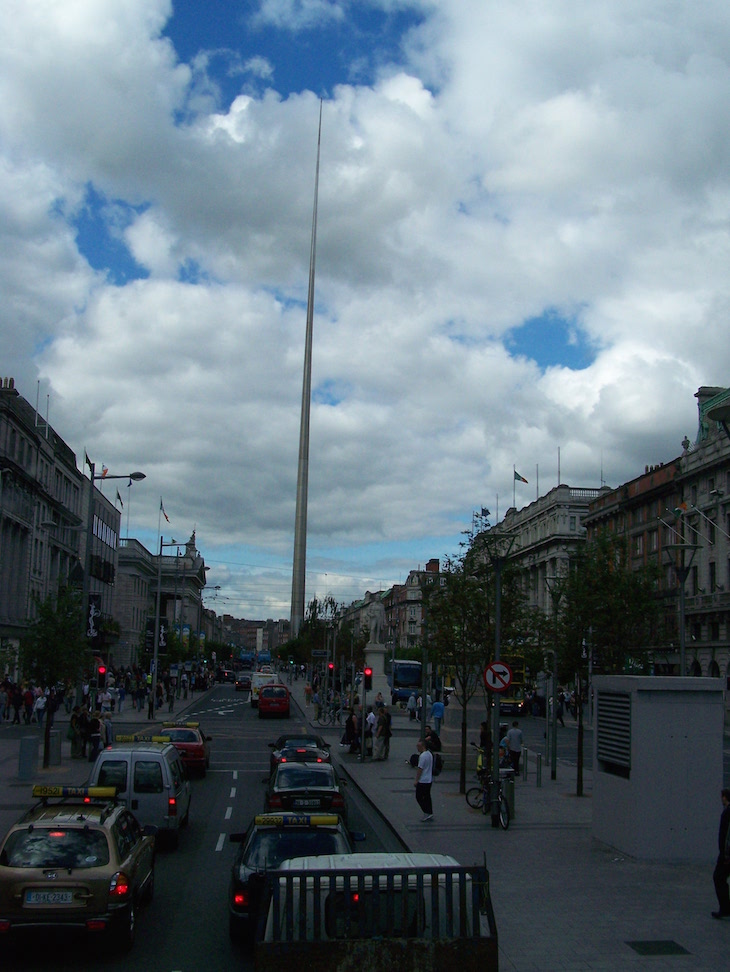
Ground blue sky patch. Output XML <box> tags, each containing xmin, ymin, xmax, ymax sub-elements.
<box><xmin>72</xmin><ymin>185</ymin><xmax>149</xmax><ymax>284</ymax></box>
<box><xmin>507</xmin><ymin>310</ymin><xmax>596</xmax><ymax>371</ymax></box>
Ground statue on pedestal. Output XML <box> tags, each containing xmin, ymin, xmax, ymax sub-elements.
<box><xmin>367</xmin><ymin>601</ymin><xmax>385</xmax><ymax>645</ymax></box>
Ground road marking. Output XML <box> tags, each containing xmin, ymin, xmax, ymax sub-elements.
<box><xmin>232</xmin><ymin>770</ymin><xmax>238</xmax><ymax>780</ymax></box>
<box><xmin>225</xmin><ymin>806</ymin><xmax>233</xmax><ymax>819</ymax></box>
<box><xmin>229</xmin><ymin>787</ymin><xmax>236</xmax><ymax>798</ymax></box>
<box><xmin>215</xmin><ymin>833</ymin><xmax>225</xmax><ymax>852</ymax></box>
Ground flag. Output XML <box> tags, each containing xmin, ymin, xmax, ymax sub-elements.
<box><xmin>116</xmin><ymin>489</ymin><xmax>123</xmax><ymax>509</ymax></box>
<box><xmin>481</xmin><ymin>507</ymin><xmax>491</xmax><ymax>517</ymax></box>
<box><xmin>84</xmin><ymin>451</ymin><xmax>92</xmax><ymax>470</ymax></box>
<box><xmin>101</xmin><ymin>465</ymin><xmax>108</xmax><ymax>478</ymax></box>
<box><xmin>160</xmin><ymin>498</ymin><xmax>170</xmax><ymax>523</ymax></box>
<box><xmin>514</xmin><ymin>470</ymin><xmax>528</xmax><ymax>484</ymax></box>
<box><xmin>675</xmin><ymin>502</ymin><xmax>688</xmax><ymax>514</ymax></box>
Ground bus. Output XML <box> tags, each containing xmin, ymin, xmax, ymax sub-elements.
<box><xmin>498</xmin><ymin>655</ymin><xmax>526</xmax><ymax>715</ymax></box>
<box><xmin>387</xmin><ymin>659</ymin><xmax>423</xmax><ymax>705</ymax></box>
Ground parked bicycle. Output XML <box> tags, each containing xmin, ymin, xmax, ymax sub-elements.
<box><xmin>465</xmin><ymin>742</ymin><xmax>510</xmax><ymax>829</ymax></box>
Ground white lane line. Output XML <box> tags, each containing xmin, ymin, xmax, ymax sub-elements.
<box><xmin>225</xmin><ymin>806</ymin><xmax>233</xmax><ymax>820</ymax></box>
<box><xmin>230</xmin><ymin>787</ymin><xmax>236</xmax><ymax>798</ymax></box>
<box><xmin>232</xmin><ymin>770</ymin><xmax>238</xmax><ymax>780</ymax></box>
<box><xmin>215</xmin><ymin>833</ymin><xmax>225</xmax><ymax>852</ymax></box>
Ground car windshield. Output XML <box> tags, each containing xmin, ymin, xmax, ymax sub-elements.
<box><xmin>279</xmin><ymin>738</ymin><xmax>319</xmax><ymax>749</ymax></box>
<box><xmin>1</xmin><ymin>828</ymin><xmax>110</xmax><ymax>869</ymax></box>
<box><xmin>276</xmin><ymin>766</ymin><xmax>334</xmax><ymax>790</ymax></box>
<box><xmin>165</xmin><ymin>729</ymin><xmax>199</xmax><ymax>742</ymax></box>
<box><xmin>247</xmin><ymin>830</ymin><xmax>349</xmax><ymax>869</ymax></box>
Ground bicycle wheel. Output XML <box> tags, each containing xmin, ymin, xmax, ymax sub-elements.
<box><xmin>499</xmin><ymin>795</ymin><xmax>510</xmax><ymax>830</ymax></box>
<box><xmin>481</xmin><ymin>789</ymin><xmax>490</xmax><ymax>815</ymax></box>
<box><xmin>465</xmin><ymin>787</ymin><xmax>484</xmax><ymax>810</ymax></box>
<box><xmin>316</xmin><ymin>710</ymin><xmax>331</xmax><ymax>726</ymax></box>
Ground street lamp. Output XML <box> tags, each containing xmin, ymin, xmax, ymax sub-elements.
<box><xmin>81</xmin><ymin>456</ymin><xmax>145</xmax><ymax>643</ymax></box>
<box><xmin>665</xmin><ymin>540</ymin><xmax>700</xmax><ymax>675</ymax></box>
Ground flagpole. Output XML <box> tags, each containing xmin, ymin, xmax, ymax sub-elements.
<box><xmin>126</xmin><ymin>479</ymin><xmax>131</xmax><ymax>539</ymax></box>
<box><xmin>536</xmin><ymin>464</ymin><xmax>539</xmax><ymax>500</ymax></box>
<box><xmin>513</xmin><ymin>466</ymin><xmax>516</xmax><ymax>508</ymax></box>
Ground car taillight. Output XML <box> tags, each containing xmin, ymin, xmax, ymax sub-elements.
<box><xmin>168</xmin><ymin>796</ymin><xmax>177</xmax><ymax>817</ymax></box>
<box><xmin>331</xmin><ymin>793</ymin><xmax>345</xmax><ymax>809</ymax></box>
<box><xmin>233</xmin><ymin>890</ymin><xmax>250</xmax><ymax>908</ymax></box>
<box><xmin>0</xmin><ymin>920</ymin><xmax>11</xmax><ymax>933</ymax></box>
<box><xmin>267</xmin><ymin>794</ymin><xmax>282</xmax><ymax>808</ymax></box>
<box><xmin>109</xmin><ymin>872</ymin><xmax>131</xmax><ymax>899</ymax></box>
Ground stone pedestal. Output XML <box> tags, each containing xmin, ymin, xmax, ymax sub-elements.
<box><xmin>363</xmin><ymin>643</ymin><xmax>390</xmax><ymax>702</ymax></box>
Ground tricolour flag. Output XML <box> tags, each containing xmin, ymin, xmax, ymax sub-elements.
<box><xmin>160</xmin><ymin>498</ymin><xmax>170</xmax><ymax>523</ymax></box>
<box><xmin>101</xmin><ymin>465</ymin><xmax>108</xmax><ymax>478</ymax></box>
<box><xmin>514</xmin><ymin>470</ymin><xmax>528</xmax><ymax>484</ymax></box>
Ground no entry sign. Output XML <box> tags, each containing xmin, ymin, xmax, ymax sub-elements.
<box><xmin>483</xmin><ymin>660</ymin><xmax>513</xmax><ymax>693</ymax></box>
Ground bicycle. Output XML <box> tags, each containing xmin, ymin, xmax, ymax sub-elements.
<box><xmin>466</xmin><ymin>742</ymin><xmax>510</xmax><ymax>829</ymax></box>
<box><xmin>465</xmin><ymin>775</ymin><xmax>510</xmax><ymax>829</ymax></box>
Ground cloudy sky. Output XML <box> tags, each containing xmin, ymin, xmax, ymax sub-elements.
<box><xmin>3</xmin><ymin>1</ymin><xmax>729</xmax><ymax>622</ymax></box>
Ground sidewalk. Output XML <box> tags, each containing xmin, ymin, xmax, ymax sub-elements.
<box><xmin>289</xmin><ymin>679</ymin><xmax>728</xmax><ymax>972</ymax></box>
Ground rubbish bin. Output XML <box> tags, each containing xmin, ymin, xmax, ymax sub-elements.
<box><xmin>18</xmin><ymin>736</ymin><xmax>39</xmax><ymax>781</ymax></box>
<box><xmin>500</xmin><ymin>767</ymin><xmax>515</xmax><ymax>819</ymax></box>
<box><xmin>48</xmin><ymin>729</ymin><xmax>62</xmax><ymax>766</ymax></box>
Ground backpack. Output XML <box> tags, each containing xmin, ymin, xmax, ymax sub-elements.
<box><xmin>432</xmin><ymin>752</ymin><xmax>443</xmax><ymax>777</ymax></box>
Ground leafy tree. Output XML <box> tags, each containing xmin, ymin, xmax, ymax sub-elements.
<box><xmin>20</xmin><ymin>585</ymin><xmax>88</xmax><ymax>688</ymax></box>
<box><xmin>559</xmin><ymin>531</ymin><xmax>665</xmax><ymax>678</ymax></box>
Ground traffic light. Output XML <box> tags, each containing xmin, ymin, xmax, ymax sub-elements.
<box><xmin>328</xmin><ymin>662</ymin><xmax>335</xmax><ymax>674</ymax></box>
<box><xmin>97</xmin><ymin>665</ymin><xmax>107</xmax><ymax>689</ymax></box>
<box><xmin>363</xmin><ymin>667</ymin><xmax>372</xmax><ymax>691</ymax></box>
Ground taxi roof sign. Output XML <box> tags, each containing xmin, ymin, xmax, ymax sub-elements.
<box><xmin>162</xmin><ymin>721</ymin><xmax>200</xmax><ymax>728</ymax></box>
<box><xmin>32</xmin><ymin>785</ymin><xmax>117</xmax><ymax>801</ymax></box>
<box><xmin>254</xmin><ymin>813</ymin><xmax>341</xmax><ymax>828</ymax></box>
<box><xmin>115</xmin><ymin>734</ymin><xmax>172</xmax><ymax>744</ymax></box>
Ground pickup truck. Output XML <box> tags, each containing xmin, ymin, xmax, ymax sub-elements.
<box><xmin>253</xmin><ymin>852</ymin><xmax>498</xmax><ymax>972</ymax></box>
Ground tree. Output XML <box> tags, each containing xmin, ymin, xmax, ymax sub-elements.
<box><xmin>559</xmin><ymin>531</ymin><xmax>665</xmax><ymax>678</ymax></box>
<box><xmin>425</xmin><ymin>552</ymin><xmax>493</xmax><ymax>793</ymax></box>
<box><xmin>20</xmin><ymin>585</ymin><xmax>88</xmax><ymax>768</ymax></box>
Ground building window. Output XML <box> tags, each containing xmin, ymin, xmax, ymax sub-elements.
<box><xmin>569</xmin><ymin>516</ymin><xmax>576</xmax><ymax>531</ymax></box>
<box><xmin>708</xmin><ymin>520</ymin><xmax>716</xmax><ymax>544</ymax></box>
<box><xmin>649</xmin><ymin>530</ymin><xmax>658</xmax><ymax>552</ymax></box>
<box><xmin>634</xmin><ymin>534</ymin><xmax>643</xmax><ymax>556</ymax></box>
<box><xmin>711</xmin><ymin>620</ymin><xmax>720</xmax><ymax>641</ymax></box>
<box><xmin>709</xmin><ymin>562</ymin><xmax>716</xmax><ymax>591</ymax></box>
<box><xmin>691</xmin><ymin>565</ymin><xmax>699</xmax><ymax>596</ymax></box>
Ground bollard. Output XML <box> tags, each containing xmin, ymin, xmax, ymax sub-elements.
<box><xmin>48</xmin><ymin>730</ymin><xmax>62</xmax><ymax>766</ymax></box>
<box><xmin>522</xmin><ymin>746</ymin><xmax>528</xmax><ymax>780</ymax></box>
<box><xmin>18</xmin><ymin>736</ymin><xmax>39</xmax><ymax>781</ymax></box>
<box><xmin>536</xmin><ymin>752</ymin><xmax>542</xmax><ymax>788</ymax></box>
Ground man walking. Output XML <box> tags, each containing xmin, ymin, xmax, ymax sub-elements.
<box><xmin>712</xmin><ymin>788</ymin><xmax>730</xmax><ymax>919</ymax></box>
<box><xmin>414</xmin><ymin>738</ymin><xmax>434</xmax><ymax>821</ymax></box>
<box><xmin>506</xmin><ymin>721</ymin><xmax>524</xmax><ymax>776</ymax></box>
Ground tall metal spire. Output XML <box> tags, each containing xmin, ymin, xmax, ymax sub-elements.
<box><xmin>290</xmin><ymin>99</ymin><xmax>322</xmax><ymax>639</ymax></box>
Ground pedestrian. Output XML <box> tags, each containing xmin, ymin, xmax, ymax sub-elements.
<box><xmin>373</xmin><ymin>706</ymin><xmax>388</xmax><ymax>760</ymax></box>
<box><xmin>425</xmin><ymin>725</ymin><xmax>442</xmax><ymax>752</ymax></box>
<box><xmin>414</xmin><ymin>738</ymin><xmax>434</xmax><ymax>821</ymax></box>
<box><xmin>406</xmin><ymin>692</ymin><xmax>417</xmax><ymax>720</ymax></box>
<box><xmin>69</xmin><ymin>706</ymin><xmax>83</xmax><ymax>758</ymax></box>
<box><xmin>312</xmin><ymin>689</ymin><xmax>320</xmax><ymax>721</ymax></box>
<box><xmin>506</xmin><ymin>721</ymin><xmax>523</xmax><ymax>775</ymax></box>
<box><xmin>181</xmin><ymin>671</ymin><xmax>189</xmax><ymax>700</ymax></box>
<box><xmin>365</xmin><ymin>706</ymin><xmax>376</xmax><ymax>758</ymax></box>
<box><xmin>0</xmin><ymin>685</ymin><xmax>6</xmax><ymax>723</ymax></box>
<box><xmin>11</xmin><ymin>686</ymin><xmax>22</xmax><ymax>724</ymax></box>
<box><xmin>556</xmin><ymin>693</ymin><xmax>566</xmax><ymax>728</ymax></box>
<box><xmin>712</xmin><ymin>788</ymin><xmax>730</xmax><ymax>919</ymax></box>
<box><xmin>430</xmin><ymin>697</ymin><xmax>445</xmax><ymax>734</ymax></box>
<box><xmin>382</xmin><ymin>705</ymin><xmax>392</xmax><ymax>759</ymax></box>
<box><xmin>88</xmin><ymin>711</ymin><xmax>102</xmax><ymax>762</ymax></box>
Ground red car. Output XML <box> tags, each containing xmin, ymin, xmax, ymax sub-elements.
<box><xmin>160</xmin><ymin>722</ymin><xmax>211</xmax><ymax>776</ymax></box>
<box><xmin>257</xmin><ymin>684</ymin><xmax>290</xmax><ymax>719</ymax></box>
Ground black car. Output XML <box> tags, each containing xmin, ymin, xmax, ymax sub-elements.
<box><xmin>235</xmin><ymin>672</ymin><xmax>252</xmax><ymax>692</ymax></box>
<box><xmin>268</xmin><ymin>733</ymin><xmax>331</xmax><ymax>776</ymax></box>
<box><xmin>217</xmin><ymin>668</ymin><xmax>235</xmax><ymax>684</ymax></box>
<box><xmin>264</xmin><ymin>762</ymin><xmax>348</xmax><ymax>823</ymax></box>
<box><xmin>228</xmin><ymin>812</ymin><xmax>361</xmax><ymax>942</ymax></box>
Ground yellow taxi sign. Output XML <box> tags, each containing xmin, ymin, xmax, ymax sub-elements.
<box><xmin>254</xmin><ymin>813</ymin><xmax>340</xmax><ymax>828</ymax></box>
<box><xmin>32</xmin><ymin>785</ymin><xmax>117</xmax><ymax>800</ymax></box>
<box><xmin>115</xmin><ymin>734</ymin><xmax>172</xmax><ymax>744</ymax></box>
<box><xmin>162</xmin><ymin>721</ymin><xmax>200</xmax><ymax>729</ymax></box>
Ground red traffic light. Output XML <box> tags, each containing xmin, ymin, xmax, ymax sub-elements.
<box><xmin>97</xmin><ymin>665</ymin><xmax>106</xmax><ymax>675</ymax></box>
<box><xmin>363</xmin><ymin>667</ymin><xmax>373</xmax><ymax>691</ymax></box>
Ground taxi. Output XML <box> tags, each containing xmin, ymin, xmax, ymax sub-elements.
<box><xmin>228</xmin><ymin>812</ymin><xmax>363</xmax><ymax>944</ymax></box>
<box><xmin>160</xmin><ymin>722</ymin><xmax>211</xmax><ymax>777</ymax></box>
<box><xmin>0</xmin><ymin>786</ymin><xmax>155</xmax><ymax>949</ymax></box>
<box><xmin>120</xmin><ymin>723</ymin><xmax>211</xmax><ymax>777</ymax></box>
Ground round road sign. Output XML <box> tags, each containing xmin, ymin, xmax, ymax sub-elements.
<box><xmin>483</xmin><ymin>661</ymin><xmax>513</xmax><ymax>693</ymax></box>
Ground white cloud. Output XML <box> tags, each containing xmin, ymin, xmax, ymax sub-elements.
<box><xmin>1</xmin><ymin>0</ymin><xmax>730</xmax><ymax>618</ymax></box>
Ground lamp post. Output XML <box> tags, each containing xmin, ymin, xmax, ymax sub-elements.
<box><xmin>665</xmin><ymin>540</ymin><xmax>700</xmax><ymax>675</ymax></box>
<box><xmin>81</xmin><ymin>457</ymin><xmax>145</xmax><ymax>644</ymax></box>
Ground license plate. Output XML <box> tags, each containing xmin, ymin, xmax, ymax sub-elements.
<box><xmin>25</xmin><ymin>890</ymin><xmax>74</xmax><ymax>905</ymax></box>
<box><xmin>293</xmin><ymin>799</ymin><xmax>320</xmax><ymax>807</ymax></box>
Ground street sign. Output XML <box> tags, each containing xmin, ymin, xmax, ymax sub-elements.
<box><xmin>483</xmin><ymin>660</ymin><xmax>513</xmax><ymax>693</ymax></box>
<box><xmin>312</xmin><ymin>650</ymin><xmax>327</xmax><ymax>657</ymax></box>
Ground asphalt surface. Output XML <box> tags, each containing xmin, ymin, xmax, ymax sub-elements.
<box><xmin>1</xmin><ymin>683</ymin><xmax>729</xmax><ymax>971</ymax></box>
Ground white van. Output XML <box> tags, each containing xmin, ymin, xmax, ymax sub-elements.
<box><xmin>87</xmin><ymin>742</ymin><xmax>192</xmax><ymax>848</ymax></box>
<box><xmin>251</xmin><ymin>671</ymin><xmax>278</xmax><ymax>708</ymax></box>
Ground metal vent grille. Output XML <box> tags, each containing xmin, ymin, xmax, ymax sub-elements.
<box><xmin>596</xmin><ymin>691</ymin><xmax>631</xmax><ymax>776</ymax></box>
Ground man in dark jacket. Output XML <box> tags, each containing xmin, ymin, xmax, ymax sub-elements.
<box><xmin>712</xmin><ymin>788</ymin><xmax>730</xmax><ymax>919</ymax></box>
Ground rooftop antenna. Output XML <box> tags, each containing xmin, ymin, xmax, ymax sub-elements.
<box><xmin>290</xmin><ymin>99</ymin><xmax>323</xmax><ymax>639</ymax></box>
